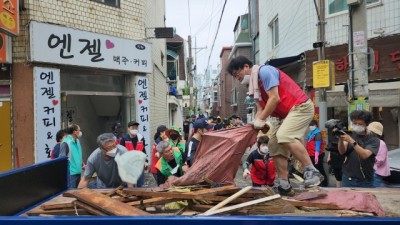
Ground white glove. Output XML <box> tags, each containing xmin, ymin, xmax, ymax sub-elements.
<box><xmin>243</xmin><ymin>169</ymin><xmax>250</xmax><ymax>179</ymax></box>
<box><xmin>155</xmin><ymin>152</ymin><xmax>160</xmax><ymax>158</ymax></box>
<box><xmin>253</xmin><ymin>118</ymin><xmax>266</xmax><ymax>129</ymax></box>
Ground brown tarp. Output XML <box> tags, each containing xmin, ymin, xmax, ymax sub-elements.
<box><xmin>172</xmin><ymin>125</ymin><xmax>258</xmax><ymax>186</ymax></box>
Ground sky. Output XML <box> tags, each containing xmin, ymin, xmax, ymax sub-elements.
<box><xmin>165</xmin><ymin>0</ymin><xmax>248</xmax><ymax>78</ymax></box>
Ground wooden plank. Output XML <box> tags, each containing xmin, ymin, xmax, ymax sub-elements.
<box><xmin>128</xmin><ymin>197</ymin><xmax>175</xmax><ymax>206</ymax></box>
<box><xmin>286</xmin><ymin>200</ymin><xmax>341</xmax><ymax>210</ymax></box>
<box><xmin>27</xmin><ymin>208</ymin><xmax>89</xmax><ymax>216</ymax></box>
<box><xmin>40</xmin><ymin>196</ymin><xmax>76</xmax><ymax>210</ymax></box>
<box><xmin>64</xmin><ymin>188</ymin><xmax>150</xmax><ymax>216</ymax></box>
<box><xmin>202</xmin><ymin>186</ymin><xmax>253</xmax><ymax>215</ymax></box>
<box><xmin>74</xmin><ymin>201</ymin><xmax>108</xmax><ymax>216</ymax></box>
<box><xmin>123</xmin><ymin>189</ymin><xmax>251</xmax><ymax>203</ymax></box>
<box><xmin>199</xmin><ymin>194</ymin><xmax>281</xmax><ymax>216</ymax></box>
<box><xmin>185</xmin><ymin>185</ymin><xmax>239</xmax><ymax>196</ymax></box>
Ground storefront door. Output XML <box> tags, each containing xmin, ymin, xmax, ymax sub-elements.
<box><xmin>0</xmin><ymin>100</ymin><xmax>12</xmax><ymax>171</ymax></box>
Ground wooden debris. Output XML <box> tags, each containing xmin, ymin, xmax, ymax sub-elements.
<box><xmin>199</xmin><ymin>194</ymin><xmax>281</xmax><ymax>216</ymax></box>
<box><xmin>201</xmin><ymin>186</ymin><xmax>252</xmax><ymax>215</ymax></box>
<box><xmin>74</xmin><ymin>201</ymin><xmax>108</xmax><ymax>216</ymax></box>
<box><xmin>64</xmin><ymin>188</ymin><xmax>150</xmax><ymax>216</ymax></box>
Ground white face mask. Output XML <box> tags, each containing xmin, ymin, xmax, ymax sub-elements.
<box><xmin>130</xmin><ymin>129</ymin><xmax>138</xmax><ymax>135</ymax></box>
<box><xmin>260</xmin><ymin>146</ymin><xmax>269</xmax><ymax>154</ymax></box>
<box><xmin>77</xmin><ymin>131</ymin><xmax>83</xmax><ymax>138</ymax></box>
<box><xmin>351</xmin><ymin>124</ymin><xmax>365</xmax><ymax>134</ymax></box>
<box><xmin>106</xmin><ymin>148</ymin><xmax>117</xmax><ymax>157</ymax></box>
<box><xmin>240</xmin><ymin>75</ymin><xmax>251</xmax><ymax>85</ymax></box>
<box><xmin>309</xmin><ymin>125</ymin><xmax>316</xmax><ymax>131</ymax></box>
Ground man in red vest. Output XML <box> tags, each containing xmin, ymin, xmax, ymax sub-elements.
<box><xmin>227</xmin><ymin>56</ymin><xmax>323</xmax><ymax>196</ymax></box>
<box><xmin>120</xmin><ymin>121</ymin><xmax>147</xmax><ymax>187</ymax></box>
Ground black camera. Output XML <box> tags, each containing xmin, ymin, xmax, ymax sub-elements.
<box><xmin>325</xmin><ymin>119</ymin><xmax>349</xmax><ymax>136</ymax></box>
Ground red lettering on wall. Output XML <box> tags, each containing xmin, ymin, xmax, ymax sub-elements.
<box><xmin>390</xmin><ymin>50</ymin><xmax>400</xmax><ymax>70</ymax></box>
<box><xmin>335</xmin><ymin>56</ymin><xmax>349</xmax><ymax>71</ymax></box>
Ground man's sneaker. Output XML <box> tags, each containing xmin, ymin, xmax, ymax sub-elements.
<box><xmin>276</xmin><ymin>186</ymin><xmax>296</xmax><ymax>197</ymax></box>
<box><xmin>304</xmin><ymin>169</ymin><xmax>324</xmax><ymax>188</ymax></box>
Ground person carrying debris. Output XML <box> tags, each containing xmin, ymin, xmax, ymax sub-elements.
<box><xmin>243</xmin><ymin>136</ymin><xmax>276</xmax><ymax>187</ymax></box>
<box><xmin>77</xmin><ymin>133</ymin><xmax>132</xmax><ymax>189</ymax></box>
<box><xmin>185</xmin><ymin>118</ymin><xmax>214</xmax><ymax>167</ymax></box>
<box><xmin>155</xmin><ymin>141</ymin><xmax>188</xmax><ymax>185</ymax></box>
<box><xmin>227</xmin><ymin>56</ymin><xmax>323</xmax><ymax>196</ymax></box>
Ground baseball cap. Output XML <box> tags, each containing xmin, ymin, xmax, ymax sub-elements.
<box><xmin>157</xmin><ymin>125</ymin><xmax>168</xmax><ymax>133</ymax></box>
<box><xmin>193</xmin><ymin>118</ymin><xmax>214</xmax><ymax>130</ymax></box>
<box><xmin>127</xmin><ymin>121</ymin><xmax>140</xmax><ymax>127</ymax></box>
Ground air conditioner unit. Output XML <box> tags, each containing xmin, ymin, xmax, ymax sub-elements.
<box><xmin>347</xmin><ymin>0</ymin><xmax>361</xmax><ymax>5</ymax></box>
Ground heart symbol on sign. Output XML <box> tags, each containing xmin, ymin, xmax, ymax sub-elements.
<box><xmin>106</xmin><ymin>40</ymin><xmax>115</xmax><ymax>49</ymax></box>
<box><xmin>138</xmin><ymin>99</ymin><xmax>143</xmax><ymax>104</ymax></box>
<box><xmin>52</xmin><ymin>99</ymin><xmax>59</xmax><ymax>106</ymax></box>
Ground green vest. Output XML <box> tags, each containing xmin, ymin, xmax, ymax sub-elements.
<box><xmin>169</xmin><ymin>139</ymin><xmax>186</xmax><ymax>153</ymax></box>
<box><xmin>62</xmin><ymin>135</ymin><xmax>83</xmax><ymax>175</ymax></box>
<box><xmin>157</xmin><ymin>150</ymin><xmax>183</xmax><ymax>177</ymax></box>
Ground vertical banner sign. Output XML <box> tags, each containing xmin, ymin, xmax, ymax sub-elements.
<box><xmin>135</xmin><ymin>76</ymin><xmax>150</xmax><ymax>161</ymax></box>
<box><xmin>34</xmin><ymin>67</ymin><xmax>61</xmax><ymax>162</ymax></box>
<box><xmin>0</xmin><ymin>0</ymin><xmax>19</xmax><ymax>36</ymax></box>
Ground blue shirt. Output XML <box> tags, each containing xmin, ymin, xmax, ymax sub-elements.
<box><xmin>259</xmin><ymin>65</ymin><xmax>280</xmax><ymax>91</ymax></box>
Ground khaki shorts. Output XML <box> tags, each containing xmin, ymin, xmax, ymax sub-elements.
<box><xmin>268</xmin><ymin>100</ymin><xmax>314</xmax><ymax>158</ymax></box>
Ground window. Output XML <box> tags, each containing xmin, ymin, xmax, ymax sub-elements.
<box><xmin>269</xmin><ymin>17</ymin><xmax>279</xmax><ymax>48</ymax></box>
<box><xmin>231</xmin><ymin>88</ymin><xmax>238</xmax><ymax>105</ymax></box>
<box><xmin>167</xmin><ymin>60</ymin><xmax>178</xmax><ymax>81</ymax></box>
<box><xmin>91</xmin><ymin>0</ymin><xmax>119</xmax><ymax>7</ymax></box>
<box><xmin>213</xmin><ymin>91</ymin><xmax>218</xmax><ymax>102</ymax></box>
<box><xmin>327</xmin><ymin>0</ymin><xmax>380</xmax><ymax>15</ymax></box>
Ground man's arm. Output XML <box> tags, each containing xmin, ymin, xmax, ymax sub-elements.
<box><xmin>257</xmin><ymin>86</ymin><xmax>280</xmax><ymax>120</ymax></box>
<box><xmin>58</xmin><ymin>142</ymin><xmax>69</xmax><ymax>157</ymax></box>
<box><xmin>77</xmin><ymin>177</ymin><xmax>90</xmax><ymax>188</ymax></box>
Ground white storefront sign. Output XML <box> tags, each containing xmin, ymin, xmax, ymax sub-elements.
<box><xmin>30</xmin><ymin>21</ymin><xmax>152</xmax><ymax>73</ymax></box>
<box><xmin>34</xmin><ymin>67</ymin><xmax>61</xmax><ymax>162</ymax></box>
<box><xmin>135</xmin><ymin>76</ymin><xmax>151</xmax><ymax>161</ymax></box>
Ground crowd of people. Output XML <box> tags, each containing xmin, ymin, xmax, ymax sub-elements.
<box><xmin>49</xmin><ymin>54</ymin><xmax>391</xmax><ymax>195</ymax></box>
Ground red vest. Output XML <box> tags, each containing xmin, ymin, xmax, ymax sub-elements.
<box><xmin>258</xmin><ymin>67</ymin><xmax>308</xmax><ymax>119</ymax></box>
<box><xmin>250</xmin><ymin>158</ymin><xmax>276</xmax><ymax>186</ymax></box>
<box><xmin>306</xmin><ymin>135</ymin><xmax>325</xmax><ymax>156</ymax></box>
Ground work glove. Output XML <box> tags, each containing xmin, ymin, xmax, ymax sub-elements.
<box><xmin>155</xmin><ymin>152</ymin><xmax>160</xmax><ymax>158</ymax></box>
<box><xmin>253</xmin><ymin>118</ymin><xmax>266</xmax><ymax>129</ymax></box>
<box><xmin>243</xmin><ymin>169</ymin><xmax>250</xmax><ymax>179</ymax></box>
<box><xmin>314</xmin><ymin>152</ymin><xmax>319</xmax><ymax>165</ymax></box>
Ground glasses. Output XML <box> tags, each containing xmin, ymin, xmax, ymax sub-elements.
<box><xmin>232</xmin><ymin>68</ymin><xmax>242</xmax><ymax>79</ymax></box>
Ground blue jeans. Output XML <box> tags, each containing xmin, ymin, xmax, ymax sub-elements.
<box><xmin>136</xmin><ymin>171</ymin><xmax>145</xmax><ymax>187</ymax></box>
<box><xmin>69</xmin><ymin>174</ymin><xmax>81</xmax><ymax>188</ymax></box>
<box><xmin>342</xmin><ymin>174</ymin><xmax>373</xmax><ymax>188</ymax></box>
<box><xmin>373</xmin><ymin>173</ymin><xmax>384</xmax><ymax>187</ymax></box>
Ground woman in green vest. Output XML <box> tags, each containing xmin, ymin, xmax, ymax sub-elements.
<box><xmin>166</xmin><ymin>125</ymin><xmax>186</xmax><ymax>155</ymax></box>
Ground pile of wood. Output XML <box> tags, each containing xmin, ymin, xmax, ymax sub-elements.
<box><xmin>24</xmin><ymin>185</ymin><xmax>367</xmax><ymax>217</ymax></box>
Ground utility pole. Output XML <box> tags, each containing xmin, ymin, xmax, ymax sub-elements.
<box><xmin>348</xmin><ymin>0</ymin><xmax>369</xmax><ymax>111</ymax></box>
<box><xmin>188</xmin><ymin>35</ymin><xmax>193</xmax><ymax>111</ymax></box>
<box><xmin>316</xmin><ymin>0</ymin><xmax>327</xmax><ymax>138</ymax></box>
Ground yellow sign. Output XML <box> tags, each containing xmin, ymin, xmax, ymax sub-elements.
<box><xmin>312</xmin><ymin>60</ymin><xmax>330</xmax><ymax>88</ymax></box>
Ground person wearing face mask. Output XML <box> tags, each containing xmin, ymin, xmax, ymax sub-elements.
<box><xmin>213</xmin><ymin>116</ymin><xmax>224</xmax><ymax>130</ymax></box>
<box><xmin>305</xmin><ymin>120</ymin><xmax>327</xmax><ymax>186</ymax></box>
<box><xmin>185</xmin><ymin>118</ymin><xmax>214</xmax><ymax>167</ymax></box>
<box><xmin>336</xmin><ymin>110</ymin><xmax>380</xmax><ymax>188</ymax></box>
<box><xmin>59</xmin><ymin>123</ymin><xmax>85</xmax><ymax>188</ymax></box>
<box><xmin>155</xmin><ymin>141</ymin><xmax>188</xmax><ymax>185</ymax></box>
<box><xmin>227</xmin><ymin>56</ymin><xmax>320</xmax><ymax>196</ymax></box>
<box><xmin>150</xmin><ymin>125</ymin><xmax>168</xmax><ymax>181</ymax></box>
<box><xmin>77</xmin><ymin>133</ymin><xmax>130</xmax><ymax>189</ymax></box>
<box><xmin>166</xmin><ymin>125</ymin><xmax>186</xmax><ymax>155</ymax></box>
<box><xmin>120</xmin><ymin>121</ymin><xmax>147</xmax><ymax>187</ymax></box>
<box><xmin>243</xmin><ymin>136</ymin><xmax>276</xmax><ymax>187</ymax></box>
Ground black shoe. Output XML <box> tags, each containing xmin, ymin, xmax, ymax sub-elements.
<box><xmin>277</xmin><ymin>186</ymin><xmax>296</xmax><ymax>197</ymax></box>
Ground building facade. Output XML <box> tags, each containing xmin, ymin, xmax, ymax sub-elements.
<box><xmin>1</xmin><ymin>0</ymin><xmax>169</xmax><ymax>170</ymax></box>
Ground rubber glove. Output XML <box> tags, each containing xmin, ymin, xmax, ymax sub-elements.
<box><xmin>243</xmin><ymin>169</ymin><xmax>251</xmax><ymax>179</ymax></box>
<box><xmin>253</xmin><ymin>118</ymin><xmax>266</xmax><ymax>129</ymax></box>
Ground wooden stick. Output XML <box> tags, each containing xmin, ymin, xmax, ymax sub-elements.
<box><xmin>199</xmin><ymin>194</ymin><xmax>281</xmax><ymax>216</ymax></box>
<box><xmin>201</xmin><ymin>186</ymin><xmax>252</xmax><ymax>215</ymax></box>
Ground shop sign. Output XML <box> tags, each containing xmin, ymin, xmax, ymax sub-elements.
<box><xmin>0</xmin><ymin>0</ymin><xmax>19</xmax><ymax>36</ymax></box>
<box><xmin>30</xmin><ymin>21</ymin><xmax>152</xmax><ymax>73</ymax></box>
<box><xmin>135</xmin><ymin>76</ymin><xmax>151</xmax><ymax>161</ymax></box>
<box><xmin>0</xmin><ymin>32</ymin><xmax>12</xmax><ymax>63</ymax></box>
<box><xmin>34</xmin><ymin>67</ymin><xmax>61</xmax><ymax>163</ymax></box>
